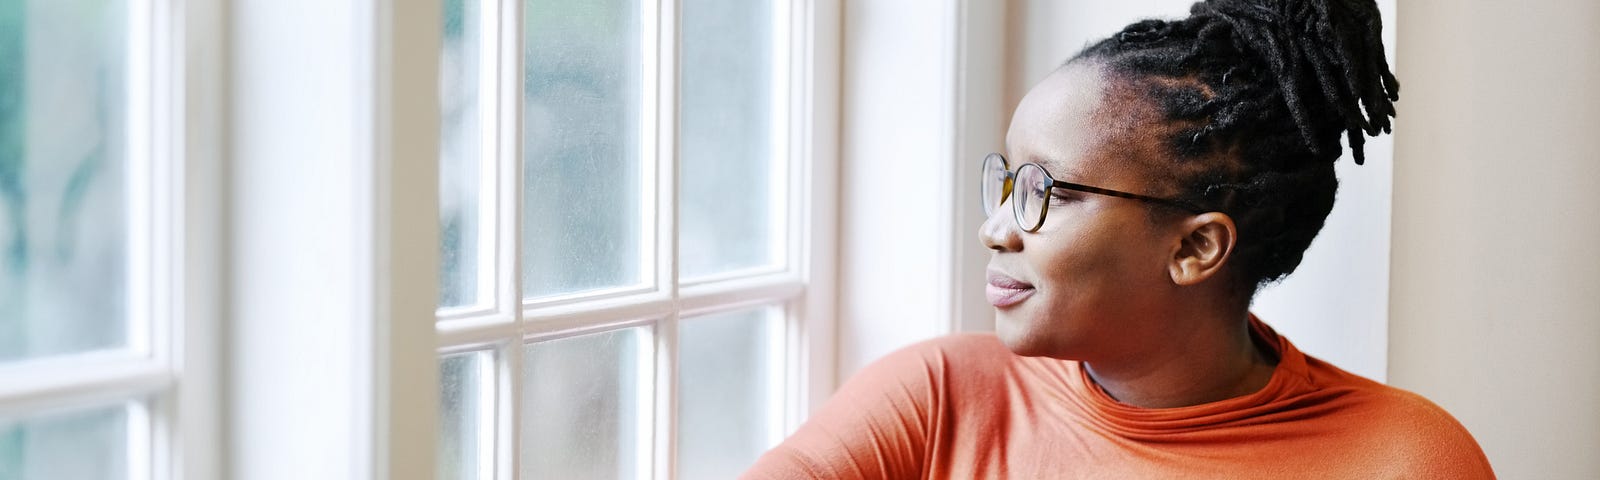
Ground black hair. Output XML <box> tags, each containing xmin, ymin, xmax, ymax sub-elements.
<box><xmin>1070</xmin><ymin>0</ymin><xmax>1398</xmax><ymax>297</ymax></box>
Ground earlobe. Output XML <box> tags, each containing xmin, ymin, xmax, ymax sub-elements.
<box><xmin>1169</xmin><ymin>213</ymin><xmax>1236</xmax><ymax>286</ymax></box>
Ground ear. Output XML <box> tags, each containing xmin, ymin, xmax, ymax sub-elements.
<box><xmin>1167</xmin><ymin>212</ymin><xmax>1236</xmax><ymax>287</ymax></box>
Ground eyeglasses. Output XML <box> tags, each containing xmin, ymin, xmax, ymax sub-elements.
<box><xmin>981</xmin><ymin>152</ymin><xmax>1207</xmax><ymax>232</ymax></box>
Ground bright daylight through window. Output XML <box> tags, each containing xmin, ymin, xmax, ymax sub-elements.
<box><xmin>435</xmin><ymin>0</ymin><xmax>816</xmax><ymax>478</ymax></box>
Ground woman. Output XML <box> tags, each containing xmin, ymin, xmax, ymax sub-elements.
<box><xmin>744</xmin><ymin>0</ymin><xmax>1494</xmax><ymax>478</ymax></box>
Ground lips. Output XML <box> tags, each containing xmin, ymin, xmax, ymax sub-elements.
<box><xmin>985</xmin><ymin>270</ymin><xmax>1035</xmax><ymax>308</ymax></box>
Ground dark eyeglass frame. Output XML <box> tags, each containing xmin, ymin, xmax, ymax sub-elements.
<box><xmin>982</xmin><ymin>152</ymin><xmax>1207</xmax><ymax>233</ymax></box>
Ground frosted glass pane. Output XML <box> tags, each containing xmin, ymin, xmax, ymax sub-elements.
<box><xmin>439</xmin><ymin>0</ymin><xmax>483</xmax><ymax>309</ymax></box>
<box><xmin>0</xmin><ymin>0</ymin><xmax>128</xmax><ymax>362</ymax></box>
<box><xmin>523</xmin><ymin>0</ymin><xmax>645</xmax><ymax>299</ymax></box>
<box><xmin>678</xmin><ymin>308</ymin><xmax>774</xmax><ymax>478</ymax></box>
<box><xmin>0</xmin><ymin>404</ymin><xmax>128</xmax><ymax>480</ymax></box>
<box><xmin>521</xmin><ymin>328</ymin><xmax>645</xmax><ymax>479</ymax></box>
<box><xmin>679</xmin><ymin>0</ymin><xmax>779</xmax><ymax>279</ymax></box>
<box><xmin>438</xmin><ymin>351</ymin><xmax>488</xmax><ymax>480</ymax></box>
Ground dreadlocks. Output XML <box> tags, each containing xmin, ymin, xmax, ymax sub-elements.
<box><xmin>1071</xmin><ymin>0</ymin><xmax>1399</xmax><ymax>296</ymax></box>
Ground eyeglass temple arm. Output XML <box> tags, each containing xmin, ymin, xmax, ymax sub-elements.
<box><xmin>1050</xmin><ymin>179</ymin><xmax>1207</xmax><ymax>213</ymax></box>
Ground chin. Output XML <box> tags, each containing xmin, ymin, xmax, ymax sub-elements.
<box><xmin>994</xmin><ymin>310</ymin><xmax>1053</xmax><ymax>357</ymax></box>
<box><xmin>994</xmin><ymin>308</ymin><xmax>1094</xmax><ymax>360</ymax></box>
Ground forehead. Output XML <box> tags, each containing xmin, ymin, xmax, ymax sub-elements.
<box><xmin>1005</xmin><ymin>63</ymin><xmax>1165</xmax><ymax>183</ymax></box>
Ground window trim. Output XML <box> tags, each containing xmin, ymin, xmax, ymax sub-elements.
<box><xmin>793</xmin><ymin>0</ymin><xmax>841</xmax><ymax>432</ymax></box>
<box><xmin>162</xmin><ymin>0</ymin><xmax>224</xmax><ymax>476</ymax></box>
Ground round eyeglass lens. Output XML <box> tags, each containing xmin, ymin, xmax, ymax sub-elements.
<box><xmin>1014</xmin><ymin>163</ymin><xmax>1050</xmax><ymax>231</ymax></box>
<box><xmin>981</xmin><ymin>154</ymin><xmax>1008</xmax><ymax>216</ymax></box>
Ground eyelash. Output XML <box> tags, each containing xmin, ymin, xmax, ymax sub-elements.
<box><xmin>1048</xmin><ymin>192</ymin><xmax>1077</xmax><ymax>205</ymax></box>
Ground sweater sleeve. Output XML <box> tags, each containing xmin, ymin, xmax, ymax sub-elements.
<box><xmin>741</xmin><ymin>339</ymin><xmax>951</xmax><ymax>480</ymax></box>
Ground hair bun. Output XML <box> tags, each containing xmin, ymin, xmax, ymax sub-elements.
<box><xmin>1189</xmin><ymin>0</ymin><xmax>1398</xmax><ymax>164</ymax></box>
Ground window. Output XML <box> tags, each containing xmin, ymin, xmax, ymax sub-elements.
<box><xmin>0</xmin><ymin>0</ymin><xmax>214</xmax><ymax>478</ymax></box>
<box><xmin>434</xmin><ymin>0</ymin><xmax>833</xmax><ymax>478</ymax></box>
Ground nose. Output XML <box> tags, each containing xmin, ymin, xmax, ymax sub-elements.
<box><xmin>979</xmin><ymin>204</ymin><xmax>1022</xmax><ymax>252</ymax></box>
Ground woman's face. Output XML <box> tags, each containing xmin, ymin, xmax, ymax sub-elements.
<box><xmin>982</xmin><ymin>63</ymin><xmax>1187</xmax><ymax>360</ymax></box>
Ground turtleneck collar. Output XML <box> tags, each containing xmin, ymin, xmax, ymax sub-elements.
<box><xmin>1061</xmin><ymin>314</ymin><xmax>1316</xmax><ymax>437</ymax></box>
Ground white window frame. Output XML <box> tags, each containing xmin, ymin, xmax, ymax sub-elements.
<box><xmin>431</xmin><ymin>0</ymin><xmax>840</xmax><ymax>478</ymax></box>
<box><xmin>0</xmin><ymin>0</ymin><xmax>221</xmax><ymax>478</ymax></box>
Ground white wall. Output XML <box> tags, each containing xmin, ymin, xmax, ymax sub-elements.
<box><xmin>836</xmin><ymin>0</ymin><xmax>961</xmax><ymax>376</ymax></box>
<box><xmin>834</xmin><ymin>0</ymin><xmax>1011</xmax><ymax>377</ymax></box>
<box><xmin>1390</xmin><ymin>1</ymin><xmax>1600</xmax><ymax>478</ymax></box>
<box><xmin>1004</xmin><ymin>0</ymin><xmax>1397</xmax><ymax>382</ymax></box>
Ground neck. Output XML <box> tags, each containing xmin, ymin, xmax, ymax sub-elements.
<box><xmin>1082</xmin><ymin>309</ymin><xmax>1276</xmax><ymax>409</ymax></box>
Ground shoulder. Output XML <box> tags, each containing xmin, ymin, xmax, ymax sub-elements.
<box><xmin>742</xmin><ymin>334</ymin><xmax>1019</xmax><ymax>479</ymax></box>
<box><xmin>1305</xmin><ymin>358</ymin><xmax>1474</xmax><ymax>437</ymax></box>
<box><xmin>1351</xmin><ymin>383</ymin><xmax>1481</xmax><ymax>445</ymax></box>
<box><xmin>823</xmin><ymin>333</ymin><xmax>1021</xmax><ymax>426</ymax></box>
<box><xmin>1303</xmin><ymin>360</ymin><xmax>1496</xmax><ymax>477</ymax></box>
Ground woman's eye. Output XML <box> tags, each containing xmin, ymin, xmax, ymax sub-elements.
<box><xmin>1049</xmin><ymin>192</ymin><xmax>1077</xmax><ymax>205</ymax></box>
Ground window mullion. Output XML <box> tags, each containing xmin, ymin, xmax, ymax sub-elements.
<box><xmin>495</xmin><ymin>337</ymin><xmax>521</xmax><ymax>480</ymax></box>
<box><xmin>770</xmin><ymin>0</ymin><xmax>794</xmax><ymax>277</ymax></box>
<box><xmin>438</xmin><ymin>314</ymin><xmax>521</xmax><ymax>348</ymax></box>
<box><xmin>128</xmin><ymin>0</ymin><xmax>157</xmax><ymax>364</ymax></box>
<box><xmin>475</xmin><ymin>0</ymin><xmax>504</xmax><ymax>319</ymax></box>
<box><xmin>0</xmin><ymin>358</ymin><xmax>170</xmax><ymax>416</ymax></box>
<box><xmin>498</xmin><ymin>0</ymin><xmax>525</xmax><ymax>477</ymax></box>
<box><xmin>492</xmin><ymin>0</ymin><xmax>520</xmax><ymax>326</ymax></box>
<box><xmin>128</xmin><ymin>401</ymin><xmax>155</xmax><ymax>480</ymax></box>
<box><xmin>678</xmin><ymin>277</ymin><xmax>805</xmax><ymax>316</ymax></box>
<box><xmin>523</xmin><ymin>295</ymin><xmax>676</xmax><ymax>325</ymax></box>
<box><xmin>767</xmin><ymin>303</ymin><xmax>794</xmax><ymax>448</ymax></box>
<box><xmin>654</xmin><ymin>0</ymin><xmax>681</xmax><ymax>477</ymax></box>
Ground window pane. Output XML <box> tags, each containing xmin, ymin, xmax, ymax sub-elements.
<box><xmin>523</xmin><ymin>0</ymin><xmax>644</xmax><ymax>299</ymax></box>
<box><xmin>0</xmin><ymin>0</ymin><xmax>128</xmax><ymax>362</ymax></box>
<box><xmin>0</xmin><ymin>403</ymin><xmax>128</xmax><ymax>480</ymax></box>
<box><xmin>439</xmin><ymin>351</ymin><xmax>490</xmax><ymax>480</ymax></box>
<box><xmin>521</xmin><ymin>328</ymin><xmax>645</xmax><ymax>479</ymax></box>
<box><xmin>678</xmin><ymin>308</ymin><xmax>775</xmax><ymax>478</ymax></box>
<box><xmin>439</xmin><ymin>0</ymin><xmax>483</xmax><ymax>309</ymax></box>
<box><xmin>680</xmin><ymin>0</ymin><xmax>780</xmax><ymax>279</ymax></box>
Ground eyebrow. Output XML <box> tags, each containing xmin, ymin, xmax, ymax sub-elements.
<box><xmin>1025</xmin><ymin>154</ymin><xmax>1085</xmax><ymax>182</ymax></box>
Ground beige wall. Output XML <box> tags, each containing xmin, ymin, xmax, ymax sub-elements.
<box><xmin>1390</xmin><ymin>1</ymin><xmax>1600</xmax><ymax>478</ymax></box>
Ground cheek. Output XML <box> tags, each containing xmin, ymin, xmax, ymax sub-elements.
<box><xmin>1030</xmin><ymin>219</ymin><xmax>1123</xmax><ymax>294</ymax></box>
<box><xmin>999</xmin><ymin>213</ymin><xmax>1169</xmax><ymax>352</ymax></box>
<box><xmin>995</xmin><ymin>224</ymin><xmax>1117</xmax><ymax>346</ymax></box>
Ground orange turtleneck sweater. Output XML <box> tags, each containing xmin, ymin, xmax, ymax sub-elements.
<box><xmin>743</xmin><ymin>316</ymin><xmax>1494</xmax><ymax>479</ymax></box>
